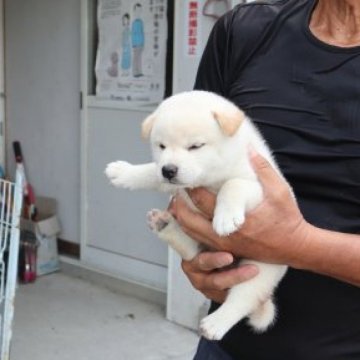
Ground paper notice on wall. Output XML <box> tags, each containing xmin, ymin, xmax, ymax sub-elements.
<box><xmin>95</xmin><ymin>0</ymin><xmax>167</xmax><ymax>105</ymax></box>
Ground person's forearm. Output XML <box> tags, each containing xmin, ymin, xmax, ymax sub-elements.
<box><xmin>288</xmin><ymin>223</ymin><xmax>360</xmax><ymax>286</ymax></box>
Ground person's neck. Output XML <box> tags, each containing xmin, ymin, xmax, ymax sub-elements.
<box><xmin>310</xmin><ymin>0</ymin><xmax>360</xmax><ymax>47</ymax></box>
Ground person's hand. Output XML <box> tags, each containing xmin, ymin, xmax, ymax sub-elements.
<box><xmin>169</xmin><ymin>150</ymin><xmax>310</xmax><ymax>264</ymax></box>
<box><xmin>181</xmin><ymin>252</ymin><xmax>259</xmax><ymax>303</ymax></box>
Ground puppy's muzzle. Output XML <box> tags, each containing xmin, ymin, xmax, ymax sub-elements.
<box><xmin>162</xmin><ymin>164</ymin><xmax>178</xmax><ymax>181</ymax></box>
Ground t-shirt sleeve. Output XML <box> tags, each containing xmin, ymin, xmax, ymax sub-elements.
<box><xmin>193</xmin><ymin>13</ymin><xmax>232</xmax><ymax>96</ymax></box>
<box><xmin>194</xmin><ymin>3</ymin><xmax>282</xmax><ymax>96</ymax></box>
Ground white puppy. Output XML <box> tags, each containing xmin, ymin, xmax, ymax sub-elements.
<box><xmin>105</xmin><ymin>90</ymin><xmax>289</xmax><ymax>340</ymax></box>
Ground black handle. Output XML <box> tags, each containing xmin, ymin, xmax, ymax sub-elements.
<box><xmin>13</xmin><ymin>141</ymin><xmax>23</xmax><ymax>162</ymax></box>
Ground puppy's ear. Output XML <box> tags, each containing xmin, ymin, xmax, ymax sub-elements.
<box><xmin>141</xmin><ymin>112</ymin><xmax>157</xmax><ymax>139</ymax></box>
<box><xmin>212</xmin><ymin>108</ymin><xmax>245</xmax><ymax>136</ymax></box>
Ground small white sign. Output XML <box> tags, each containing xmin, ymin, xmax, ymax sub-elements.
<box><xmin>184</xmin><ymin>0</ymin><xmax>202</xmax><ymax>58</ymax></box>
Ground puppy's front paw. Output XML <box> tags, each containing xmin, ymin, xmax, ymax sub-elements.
<box><xmin>147</xmin><ymin>209</ymin><xmax>172</xmax><ymax>233</ymax></box>
<box><xmin>212</xmin><ymin>206</ymin><xmax>245</xmax><ymax>236</ymax></box>
<box><xmin>105</xmin><ymin>161</ymin><xmax>133</xmax><ymax>188</ymax></box>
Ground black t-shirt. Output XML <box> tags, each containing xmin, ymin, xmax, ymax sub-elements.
<box><xmin>194</xmin><ymin>0</ymin><xmax>360</xmax><ymax>358</ymax></box>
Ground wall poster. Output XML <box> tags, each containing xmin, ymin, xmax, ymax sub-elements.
<box><xmin>95</xmin><ymin>0</ymin><xmax>167</xmax><ymax>105</ymax></box>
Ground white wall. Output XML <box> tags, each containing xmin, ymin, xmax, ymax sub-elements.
<box><xmin>5</xmin><ymin>0</ymin><xmax>81</xmax><ymax>242</ymax></box>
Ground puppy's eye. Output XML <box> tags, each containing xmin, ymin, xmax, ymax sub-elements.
<box><xmin>159</xmin><ymin>143</ymin><xmax>166</xmax><ymax>150</ymax></box>
<box><xmin>188</xmin><ymin>143</ymin><xmax>205</xmax><ymax>151</ymax></box>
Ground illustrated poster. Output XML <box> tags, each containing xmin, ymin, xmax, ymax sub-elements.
<box><xmin>95</xmin><ymin>0</ymin><xmax>167</xmax><ymax>105</ymax></box>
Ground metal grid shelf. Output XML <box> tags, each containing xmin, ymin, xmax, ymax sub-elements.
<box><xmin>0</xmin><ymin>175</ymin><xmax>23</xmax><ymax>360</ymax></box>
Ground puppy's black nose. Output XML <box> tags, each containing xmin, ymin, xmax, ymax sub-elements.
<box><xmin>162</xmin><ymin>165</ymin><xmax>178</xmax><ymax>180</ymax></box>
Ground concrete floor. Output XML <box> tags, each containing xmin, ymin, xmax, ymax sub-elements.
<box><xmin>11</xmin><ymin>272</ymin><xmax>199</xmax><ymax>360</ymax></box>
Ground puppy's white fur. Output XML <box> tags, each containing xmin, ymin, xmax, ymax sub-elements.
<box><xmin>105</xmin><ymin>91</ymin><xmax>289</xmax><ymax>340</ymax></box>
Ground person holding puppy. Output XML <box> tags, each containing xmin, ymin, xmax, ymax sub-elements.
<box><xmin>170</xmin><ymin>0</ymin><xmax>360</xmax><ymax>359</ymax></box>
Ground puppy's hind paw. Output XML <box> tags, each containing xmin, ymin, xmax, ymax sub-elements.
<box><xmin>147</xmin><ymin>209</ymin><xmax>172</xmax><ymax>233</ymax></box>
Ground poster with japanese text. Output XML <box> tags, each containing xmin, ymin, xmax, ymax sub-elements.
<box><xmin>95</xmin><ymin>0</ymin><xmax>167</xmax><ymax>105</ymax></box>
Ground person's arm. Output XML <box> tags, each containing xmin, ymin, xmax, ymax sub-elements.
<box><xmin>290</xmin><ymin>226</ymin><xmax>360</xmax><ymax>286</ymax></box>
<box><xmin>170</xmin><ymin>149</ymin><xmax>360</xmax><ymax>287</ymax></box>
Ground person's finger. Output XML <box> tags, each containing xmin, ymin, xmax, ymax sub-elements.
<box><xmin>202</xmin><ymin>289</ymin><xmax>227</xmax><ymax>304</ymax></box>
<box><xmin>182</xmin><ymin>225</ymin><xmax>229</xmax><ymax>251</ymax></box>
<box><xmin>202</xmin><ymin>264</ymin><xmax>259</xmax><ymax>291</ymax></box>
<box><xmin>167</xmin><ymin>196</ymin><xmax>177</xmax><ymax>212</ymax></box>
<box><xmin>182</xmin><ymin>259</ymin><xmax>258</xmax><ymax>296</ymax></box>
<box><xmin>187</xmin><ymin>187</ymin><xmax>216</xmax><ymax>219</ymax></box>
<box><xmin>191</xmin><ymin>252</ymin><xmax>234</xmax><ymax>272</ymax></box>
<box><xmin>249</xmin><ymin>148</ymin><xmax>296</xmax><ymax>209</ymax></box>
<box><xmin>249</xmin><ymin>147</ymin><xmax>288</xmax><ymax>194</ymax></box>
<box><xmin>170</xmin><ymin>195</ymin><xmax>223</xmax><ymax>248</ymax></box>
